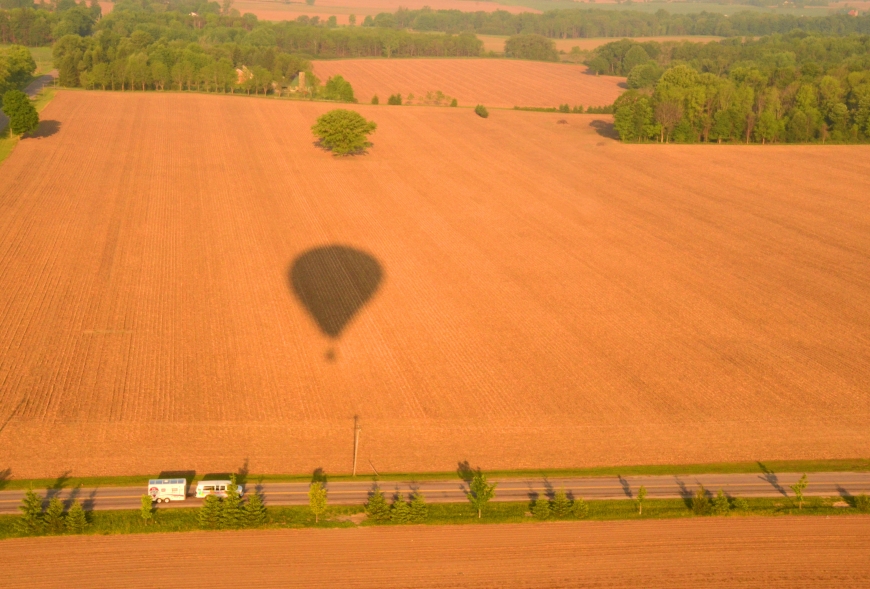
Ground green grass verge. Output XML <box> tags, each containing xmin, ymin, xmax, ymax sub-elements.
<box><xmin>2</xmin><ymin>458</ymin><xmax>868</xmax><ymax>491</ymax></box>
<box><xmin>0</xmin><ymin>87</ymin><xmax>57</xmax><ymax>167</ymax></box>
<box><xmin>1</xmin><ymin>496</ymin><xmax>866</xmax><ymax>541</ymax></box>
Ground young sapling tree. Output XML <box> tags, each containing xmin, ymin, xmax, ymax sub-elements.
<box><xmin>467</xmin><ymin>470</ymin><xmax>497</xmax><ymax>519</ymax></box>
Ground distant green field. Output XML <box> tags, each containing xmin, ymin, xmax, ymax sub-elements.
<box><xmin>494</xmin><ymin>0</ymin><xmax>831</xmax><ymax>17</ymax></box>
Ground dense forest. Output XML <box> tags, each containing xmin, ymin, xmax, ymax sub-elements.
<box><xmin>593</xmin><ymin>35</ymin><xmax>870</xmax><ymax>143</ymax></box>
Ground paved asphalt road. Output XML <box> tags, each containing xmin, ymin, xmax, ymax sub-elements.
<box><xmin>1</xmin><ymin>472</ymin><xmax>868</xmax><ymax>514</ymax></box>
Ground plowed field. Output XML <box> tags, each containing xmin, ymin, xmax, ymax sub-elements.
<box><xmin>0</xmin><ymin>91</ymin><xmax>869</xmax><ymax>479</ymax></box>
<box><xmin>231</xmin><ymin>0</ymin><xmax>536</xmax><ymax>24</ymax></box>
<box><xmin>478</xmin><ymin>34</ymin><xmax>724</xmax><ymax>54</ymax></box>
<box><xmin>4</xmin><ymin>518</ymin><xmax>870</xmax><ymax>587</ymax></box>
<box><xmin>313</xmin><ymin>58</ymin><xmax>624</xmax><ymax>107</ymax></box>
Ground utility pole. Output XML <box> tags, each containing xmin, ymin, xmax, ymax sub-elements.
<box><xmin>352</xmin><ymin>415</ymin><xmax>361</xmax><ymax>477</ymax></box>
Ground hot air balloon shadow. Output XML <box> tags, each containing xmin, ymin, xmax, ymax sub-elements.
<box><xmin>289</xmin><ymin>245</ymin><xmax>383</xmax><ymax>362</ymax></box>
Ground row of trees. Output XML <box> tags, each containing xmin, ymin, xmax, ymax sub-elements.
<box><xmin>604</xmin><ymin>35</ymin><xmax>870</xmax><ymax>143</ymax></box>
<box><xmin>504</xmin><ymin>33</ymin><xmax>559</xmax><ymax>62</ymax></box>
<box><xmin>588</xmin><ymin>33</ymin><xmax>870</xmax><ymax>77</ymax></box>
<box><xmin>13</xmin><ymin>488</ymin><xmax>89</xmax><ymax>535</ymax></box>
<box><xmin>52</xmin><ymin>32</ymin><xmax>362</xmax><ymax>98</ymax></box>
<box><xmin>362</xmin><ymin>7</ymin><xmax>870</xmax><ymax>39</ymax></box>
<box><xmin>190</xmin><ymin>475</ymin><xmax>268</xmax><ymax>529</ymax></box>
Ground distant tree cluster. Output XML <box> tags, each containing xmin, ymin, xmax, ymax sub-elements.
<box><xmin>504</xmin><ymin>33</ymin><xmax>558</xmax><ymax>62</ymax></box>
<box><xmin>365</xmin><ymin>486</ymin><xmax>429</xmax><ymax>523</ymax></box>
<box><xmin>601</xmin><ymin>35</ymin><xmax>870</xmax><ymax>144</ymax></box>
<box><xmin>531</xmin><ymin>488</ymin><xmax>589</xmax><ymax>520</ymax></box>
<box><xmin>358</xmin><ymin>7</ymin><xmax>870</xmax><ymax>40</ymax></box>
<box><xmin>0</xmin><ymin>0</ymin><xmax>101</xmax><ymax>46</ymax></box>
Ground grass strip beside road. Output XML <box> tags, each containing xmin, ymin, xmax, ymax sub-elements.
<box><xmin>1</xmin><ymin>496</ymin><xmax>867</xmax><ymax>541</ymax></box>
<box><xmin>2</xmin><ymin>458</ymin><xmax>868</xmax><ymax>491</ymax></box>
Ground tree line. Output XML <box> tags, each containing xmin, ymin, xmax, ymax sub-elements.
<box><xmin>596</xmin><ymin>33</ymin><xmax>870</xmax><ymax>143</ymax></box>
<box><xmin>365</xmin><ymin>7</ymin><xmax>870</xmax><ymax>39</ymax></box>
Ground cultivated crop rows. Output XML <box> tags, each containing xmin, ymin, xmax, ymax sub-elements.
<box><xmin>0</xmin><ymin>91</ymin><xmax>868</xmax><ymax>478</ymax></box>
<box><xmin>312</xmin><ymin>58</ymin><xmax>626</xmax><ymax>108</ymax></box>
<box><xmin>4</xmin><ymin>518</ymin><xmax>870</xmax><ymax>587</ymax></box>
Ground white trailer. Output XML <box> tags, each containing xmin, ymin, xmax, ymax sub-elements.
<box><xmin>195</xmin><ymin>480</ymin><xmax>244</xmax><ymax>498</ymax></box>
<box><xmin>148</xmin><ymin>479</ymin><xmax>188</xmax><ymax>503</ymax></box>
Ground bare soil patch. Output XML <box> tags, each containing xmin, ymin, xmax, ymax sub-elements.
<box><xmin>313</xmin><ymin>58</ymin><xmax>625</xmax><ymax>107</ymax></box>
<box><xmin>0</xmin><ymin>91</ymin><xmax>869</xmax><ymax>478</ymax></box>
<box><xmin>4</xmin><ymin>518</ymin><xmax>870</xmax><ymax>587</ymax></box>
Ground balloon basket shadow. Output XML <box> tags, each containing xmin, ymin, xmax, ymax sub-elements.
<box><xmin>325</xmin><ymin>347</ymin><xmax>337</xmax><ymax>362</ymax></box>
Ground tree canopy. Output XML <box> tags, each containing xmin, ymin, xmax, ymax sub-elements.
<box><xmin>311</xmin><ymin>108</ymin><xmax>376</xmax><ymax>155</ymax></box>
<box><xmin>2</xmin><ymin>89</ymin><xmax>39</xmax><ymax>135</ymax></box>
<box><xmin>603</xmin><ymin>34</ymin><xmax>870</xmax><ymax>144</ymax></box>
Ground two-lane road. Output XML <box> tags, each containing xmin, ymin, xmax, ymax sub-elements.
<box><xmin>1</xmin><ymin>471</ymin><xmax>868</xmax><ymax>514</ymax></box>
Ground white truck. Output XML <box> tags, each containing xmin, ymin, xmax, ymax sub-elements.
<box><xmin>148</xmin><ymin>478</ymin><xmax>188</xmax><ymax>503</ymax></box>
<box><xmin>195</xmin><ymin>480</ymin><xmax>245</xmax><ymax>499</ymax></box>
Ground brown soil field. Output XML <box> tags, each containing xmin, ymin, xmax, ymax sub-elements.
<box><xmin>1</xmin><ymin>91</ymin><xmax>869</xmax><ymax>479</ymax></box>
<box><xmin>478</xmin><ymin>34</ymin><xmax>725</xmax><ymax>54</ymax></box>
<box><xmin>313</xmin><ymin>58</ymin><xmax>625</xmax><ymax>107</ymax></box>
<box><xmin>232</xmin><ymin>0</ymin><xmax>536</xmax><ymax>24</ymax></box>
<box><xmin>4</xmin><ymin>518</ymin><xmax>870</xmax><ymax>587</ymax></box>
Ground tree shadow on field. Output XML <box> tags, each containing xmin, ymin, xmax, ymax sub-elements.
<box><xmin>311</xmin><ymin>467</ymin><xmax>328</xmax><ymax>486</ymax></box>
<box><xmin>674</xmin><ymin>477</ymin><xmax>694</xmax><ymax>509</ymax></box>
<box><xmin>0</xmin><ymin>468</ymin><xmax>11</xmax><ymax>491</ymax></box>
<box><xmin>288</xmin><ymin>245</ymin><xmax>383</xmax><ymax>362</ymax></box>
<box><xmin>618</xmin><ymin>475</ymin><xmax>632</xmax><ymax>499</ymax></box>
<box><xmin>312</xmin><ymin>138</ymin><xmax>373</xmax><ymax>157</ymax></box>
<box><xmin>589</xmin><ymin>119</ymin><xmax>619</xmax><ymax>140</ymax></box>
<box><xmin>757</xmin><ymin>462</ymin><xmax>788</xmax><ymax>497</ymax></box>
<box><xmin>26</xmin><ymin>120</ymin><xmax>60</xmax><ymax>139</ymax></box>
<box><xmin>46</xmin><ymin>471</ymin><xmax>72</xmax><ymax>501</ymax></box>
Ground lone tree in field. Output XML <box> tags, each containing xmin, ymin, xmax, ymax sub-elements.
<box><xmin>391</xmin><ymin>492</ymin><xmax>412</xmax><ymax>524</ymax></box>
<box><xmin>552</xmin><ymin>488</ymin><xmax>571</xmax><ymax>519</ymax></box>
<box><xmin>65</xmin><ymin>500</ymin><xmax>88</xmax><ymax>534</ymax></box>
<box><xmin>309</xmin><ymin>481</ymin><xmax>328</xmax><ymax>523</ymax></box>
<box><xmin>311</xmin><ymin>109</ymin><xmax>376</xmax><ymax>156</ymax></box>
<box><xmin>467</xmin><ymin>470</ymin><xmax>497</xmax><ymax>519</ymax></box>
<box><xmin>2</xmin><ymin>90</ymin><xmax>39</xmax><ymax>136</ymax></box>
<box><xmin>198</xmin><ymin>494</ymin><xmax>222</xmax><ymax>529</ymax></box>
<box><xmin>14</xmin><ymin>487</ymin><xmax>44</xmax><ymax>536</ymax></box>
<box><xmin>692</xmin><ymin>484</ymin><xmax>710</xmax><ymax>516</ymax></box>
<box><xmin>636</xmin><ymin>485</ymin><xmax>647</xmax><ymax>515</ymax></box>
<box><xmin>790</xmin><ymin>474</ymin><xmax>808</xmax><ymax>510</ymax></box>
<box><xmin>221</xmin><ymin>475</ymin><xmax>243</xmax><ymax>529</ymax></box>
<box><xmin>244</xmin><ymin>493</ymin><xmax>268</xmax><ymax>527</ymax></box>
<box><xmin>365</xmin><ymin>485</ymin><xmax>391</xmax><ymax>521</ymax></box>
<box><xmin>712</xmin><ymin>489</ymin><xmax>730</xmax><ymax>516</ymax></box>
<box><xmin>409</xmin><ymin>492</ymin><xmax>429</xmax><ymax>523</ymax></box>
<box><xmin>140</xmin><ymin>494</ymin><xmax>154</xmax><ymax>525</ymax></box>
<box><xmin>44</xmin><ymin>496</ymin><xmax>65</xmax><ymax>534</ymax></box>
<box><xmin>531</xmin><ymin>495</ymin><xmax>550</xmax><ymax>520</ymax></box>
